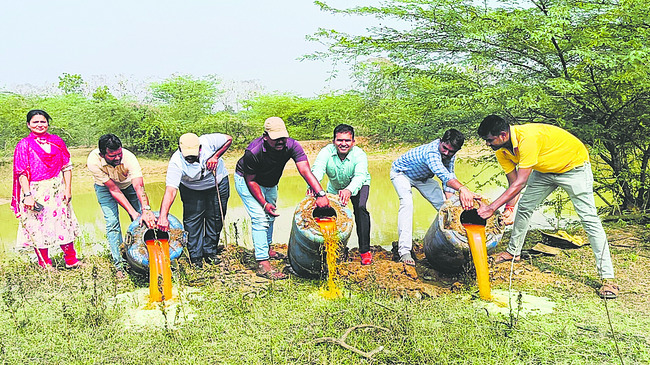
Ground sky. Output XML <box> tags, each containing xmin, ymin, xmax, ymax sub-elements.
<box><xmin>0</xmin><ymin>0</ymin><xmax>385</xmax><ymax>97</ymax></box>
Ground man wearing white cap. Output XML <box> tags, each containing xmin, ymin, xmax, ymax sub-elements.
<box><xmin>158</xmin><ymin>132</ymin><xmax>232</xmax><ymax>267</ymax></box>
<box><xmin>235</xmin><ymin>117</ymin><xmax>330</xmax><ymax>280</ymax></box>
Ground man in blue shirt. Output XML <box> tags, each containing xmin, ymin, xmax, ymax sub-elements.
<box><xmin>157</xmin><ymin>132</ymin><xmax>232</xmax><ymax>267</ymax></box>
<box><xmin>391</xmin><ymin>129</ymin><xmax>477</xmax><ymax>266</ymax></box>
<box><xmin>311</xmin><ymin>124</ymin><xmax>373</xmax><ymax>265</ymax></box>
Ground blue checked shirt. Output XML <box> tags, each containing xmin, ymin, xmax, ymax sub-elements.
<box><xmin>391</xmin><ymin>139</ymin><xmax>457</xmax><ymax>193</ymax></box>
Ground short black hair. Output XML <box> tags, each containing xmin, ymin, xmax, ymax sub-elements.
<box><xmin>333</xmin><ymin>124</ymin><xmax>355</xmax><ymax>139</ymax></box>
<box><xmin>478</xmin><ymin>115</ymin><xmax>510</xmax><ymax>138</ymax></box>
<box><xmin>441</xmin><ymin>129</ymin><xmax>464</xmax><ymax>150</ymax></box>
<box><xmin>98</xmin><ymin>134</ymin><xmax>122</xmax><ymax>155</ymax></box>
<box><xmin>26</xmin><ymin>109</ymin><xmax>51</xmax><ymax>126</ymax></box>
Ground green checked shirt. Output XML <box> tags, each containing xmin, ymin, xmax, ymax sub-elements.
<box><xmin>311</xmin><ymin>144</ymin><xmax>371</xmax><ymax>196</ymax></box>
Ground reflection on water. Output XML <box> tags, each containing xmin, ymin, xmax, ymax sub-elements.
<box><xmin>1</xmin><ymin>159</ymin><xmax>508</xmax><ymax>254</ymax></box>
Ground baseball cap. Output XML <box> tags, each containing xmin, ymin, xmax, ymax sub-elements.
<box><xmin>179</xmin><ymin>133</ymin><xmax>200</xmax><ymax>157</ymax></box>
<box><xmin>264</xmin><ymin>117</ymin><xmax>289</xmax><ymax>139</ymax></box>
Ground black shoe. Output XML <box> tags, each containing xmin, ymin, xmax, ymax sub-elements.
<box><xmin>204</xmin><ymin>255</ymin><xmax>221</xmax><ymax>265</ymax></box>
<box><xmin>190</xmin><ymin>259</ymin><xmax>204</xmax><ymax>268</ymax></box>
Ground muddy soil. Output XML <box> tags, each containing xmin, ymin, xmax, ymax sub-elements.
<box><xmin>172</xmin><ymin>239</ymin><xmax>564</xmax><ymax>300</ymax></box>
<box><xmin>138</xmin><ymin>223</ymin><xmax>648</xmax><ymax>308</ymax></box>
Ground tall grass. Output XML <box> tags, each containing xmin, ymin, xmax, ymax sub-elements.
<box><xmin>0</xmin><ymin>249</ymin><xmax>648</xmax><ymax>364</ymax></box>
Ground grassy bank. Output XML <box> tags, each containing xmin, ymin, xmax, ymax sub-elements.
<box><xmin>1</xmin><ymin>221</ymin><xmax>649</xmax><ymax>364</ymax></box>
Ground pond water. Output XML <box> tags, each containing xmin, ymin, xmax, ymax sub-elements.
<box><xmin>0</xmin><ymin>157</ymin><xmax>563</xmax><ymax>254</ymax></box>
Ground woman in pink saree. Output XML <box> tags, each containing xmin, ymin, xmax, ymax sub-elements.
<box><xmin>12</xmin><ymin>109</ymin><xmax>82</xmax><ymax>269</ymax></box>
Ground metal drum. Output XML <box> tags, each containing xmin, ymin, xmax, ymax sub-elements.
<box><xmin>123</xmin><ymin>211</ymin><xmax>186</xmax><ymax>274</ymax></box>
<box><xmin>287</xmin><ymin>195</ymin><xmax>354</xmax><ymax>278</ymax></box>
<box><xmin>423</xmin><ymin>195</ymin><xmax>504</xmax><ymax>274</ymax></box>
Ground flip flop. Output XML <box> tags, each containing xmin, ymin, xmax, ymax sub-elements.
<box><xmin>256</xmin><ymin>268</ymin><xmax>287</xmax><ymax>280</ymax></box>
<box><xmin>493</xmin><ymin>251</ymin><xmax>521</xmax><ymax>264</ymax></box>
<box><xmin>598</xmin><ymin>283</ymin><xmax>619</xmax><ymax>299</ymax></box>
<box><xmin>400</xmin><ymin>253</ymin><xmax>416</xmax><ymax>267</ymax></box>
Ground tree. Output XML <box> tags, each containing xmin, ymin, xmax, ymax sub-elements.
<box><xmin>241</xmin><ymin>93</ymin><xmax>368</xmax><ymax>140</ymax></box>
<box><xmin>149</xmin><ymin>75</ymin><xmax>222</xmax><ymax>121</ymax></box>
<box><xmin>311</xmin><ymin>0</ymin><xmax>650</xmax><ymax>211</ymax></box>
<box><xmin>58</xmin><ymin>73</ymin><xmax>85</xmax><ymax>95</ymax></box>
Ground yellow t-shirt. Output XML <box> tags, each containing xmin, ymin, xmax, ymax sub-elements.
<box><xmin>496</xmin><ymin>124</ymin><xmax>590</xmax><ymax>174</ymax></box>
<box><xmin>87</xmin><ymin>148</ymin><xmax>143</xmax><ymax>190</ymax></box>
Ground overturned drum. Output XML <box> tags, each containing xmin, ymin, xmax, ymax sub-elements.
<box><xmin>122</xmin><ymin>211</ymin><xmax>187</xmax><ymax>274</ymax></box>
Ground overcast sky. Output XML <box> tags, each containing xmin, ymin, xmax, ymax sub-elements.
<box><xmin>0</xmin><ymin>0</ymin><xmax>385</xmax><ymax>97</ymax></box>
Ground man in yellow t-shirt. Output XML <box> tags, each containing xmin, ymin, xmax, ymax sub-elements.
<box><xmin>87</xmin><ymin>134</ymin><xmax>156</xmax><ymax>278</ymax></box>
<box><xmin>476</xmin><ymin>115</ymin><xmax>617</xmax><ymax>299</ymax></box>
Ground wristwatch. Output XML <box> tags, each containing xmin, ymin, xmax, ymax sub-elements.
<box><xmin>316</xmin><ymin>190</ymin><xmax>327</xmax><ymax>198</ymax></box>
<box><xmin>23</xmin><ymin>192</ymin><xmax>32</xmax><ymax>197</ymax></box>
<box><xmin>143</xmin><ymin>205</ymin><xmax>151</xmax><ymax>211</ymax></box>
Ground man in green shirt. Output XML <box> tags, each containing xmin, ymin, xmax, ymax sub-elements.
<box><xmin>311</xmin><ymin>124</ymin><xmax>373</xmax><ymax>265</ymax></box>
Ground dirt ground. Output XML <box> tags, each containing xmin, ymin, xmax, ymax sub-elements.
<box><xmin>165</xmin><ymin>221</ymin><xmax>648</xmax><ymax>313</ymax></box>
<box><xmin>175</xmin><ymin>240</ymin><xmax>568</xmax><ymax>299</ymax></box>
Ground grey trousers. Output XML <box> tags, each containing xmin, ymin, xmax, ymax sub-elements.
<box><xmin>390</xmin><ymin>168</ymin><xmax>445</xmax><ymax>257</ymax></box>
<box><xmin>507</xmin><ymin>163</ymin><xmax>615</xmax><ymax>279</ymax></box>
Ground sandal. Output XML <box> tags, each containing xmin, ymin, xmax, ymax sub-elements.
<box><xmin>65</xmin><ymin>261</ymin><xmax>85</xmax><ymax>269</ymax></box>
<box><xmin>256</xmin><ymin>267</ymin><xmax>288</xmax><ymax>280</ymax></box>
<box><xmin>268</xmin><ymin>250</ymin><xmax>286</xmax><ymax>260</ymax></box>
<box><xmin>400</xmin><ymin>253</ymin><xmax>416</xmax><ymax>267</ymax></box>
<box><xmin>598</xmin><ymin>283</ymin><xmax>619</xmax><ymax>299</ymax></box>
<box><xmin>493</xmin><ymin>251</ymin><xmax>521</xmax><ymax>264</ymax></box>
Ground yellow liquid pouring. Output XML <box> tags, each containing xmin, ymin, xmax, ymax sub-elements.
<box><xmin>316</xmin><ymin>217</ymin><xmax>343</xmax><ymax>299</ymax></box>
<box><xmin>463</xmin><ymin>224</ymin><xmax>492</xmax><ymax>300</ymax></box>
<box><xmin>145</xmin><ymin>238</ymin><xmax>173</xmax><ymax>303</ymax></box>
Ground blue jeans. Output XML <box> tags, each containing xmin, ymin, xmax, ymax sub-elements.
<box><xmin>508</xmin><ymin>163</ymin><xmax>615</xmax><ymax>279</ymax></box>
<box><xmin>95</xmin><ymin>184</ymin><xmax>141</xmax><ymax>270</ymax></box>
<box><xmin>390</xmin><ymin>168</ymin><xmax>445</xmax><ymax>257</ymax></box>
<box><xmin>234</xmin><ymin>173</ymin><xmax>278</xmax><ymax>261</ymax></box>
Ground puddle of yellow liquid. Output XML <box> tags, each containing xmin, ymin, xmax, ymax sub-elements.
<box><xmin>145</xmin><ymin>239</ymin><xmax>173</xmax><ymax>303</ymax></box>
<box><xmin>463</xmin><ymin>224</ymin><xmax>492</xmax><ymax>301</ymax></box>
<box><xmin>316</xmin><ymin>217</ymin><xmax>343</xmax><ymax>299</ymax></box>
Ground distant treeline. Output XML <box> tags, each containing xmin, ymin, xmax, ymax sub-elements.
<box><xmin>0</xmin><ymin>74</ymin><xmax>478</xmax><ymax>159</ymax></box>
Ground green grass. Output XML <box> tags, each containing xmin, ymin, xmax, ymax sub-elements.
<box><xmin>1</xmin><ymin>240</ymin><xmax>649</xmax><ymax>365</ymax></box>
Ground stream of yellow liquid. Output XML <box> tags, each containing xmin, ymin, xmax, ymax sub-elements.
<box><xmin>316</xmin><ymin>217</ymin><xmax>343</xmax><ymax>299</ymax></box>
<box><xmin>463</xmin><ymin>224</ymin><xmax>492</xmax><ymax>300</ymax></box>
<box><xmin>145</xmin><ymin>238</ymin><xmax>173</xmax><ymax>303</ymax></box>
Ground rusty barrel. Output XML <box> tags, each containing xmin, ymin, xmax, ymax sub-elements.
<box><xmin>123</xmin><ymin>211</ymin><xmax>187</xmax><ymax>274</ymax></box>
<box><xmin>287</xmin><ymin>195</ymin><xmax>354</xmax><ymax>278</ymax></box>
<box><xmin>423</xmin><ymin>195</ymin><xmax>504</xmax><ymax>273</ymax></box>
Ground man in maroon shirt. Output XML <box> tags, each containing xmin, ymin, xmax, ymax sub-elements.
<box><xmin>234</xmin><ymin>117</ymin><xmax>330</xmax><ymax>280</ymax></box>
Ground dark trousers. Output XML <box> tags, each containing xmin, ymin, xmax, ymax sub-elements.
<box><xmin>350</xmin><ymin>185</ymin><xmax>371</xmax><ymax>253</ymax></box>
<box><xmin>179</xmin><ymin>178</ymin><xmax>230</xmax><ymax>263</ymax></box>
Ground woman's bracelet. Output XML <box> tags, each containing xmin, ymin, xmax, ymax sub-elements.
<box><xmin>263</xmin><ymin>202</ymin><xmax>268</xmax><ymax>210</ymax></box>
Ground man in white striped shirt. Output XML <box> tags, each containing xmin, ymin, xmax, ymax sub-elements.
<box><xmin>158</xmin><ymin>133</ymin><xmax>232</xmax><ymax>268</ymax></box>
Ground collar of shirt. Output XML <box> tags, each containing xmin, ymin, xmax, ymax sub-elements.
<box><xmin>497</xmin><ymin>125</ymin><xmax>519</xmax><ymax>158</ymax></box>
<box><xmin>99</xmin><ymin>159</ymin><xmax>129</xmax><ymax>182</ymax></box>
<box><xmin>327</xmin><ymin>145</ymin><xmax>350</xmax><ymax>162</ymax></box>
